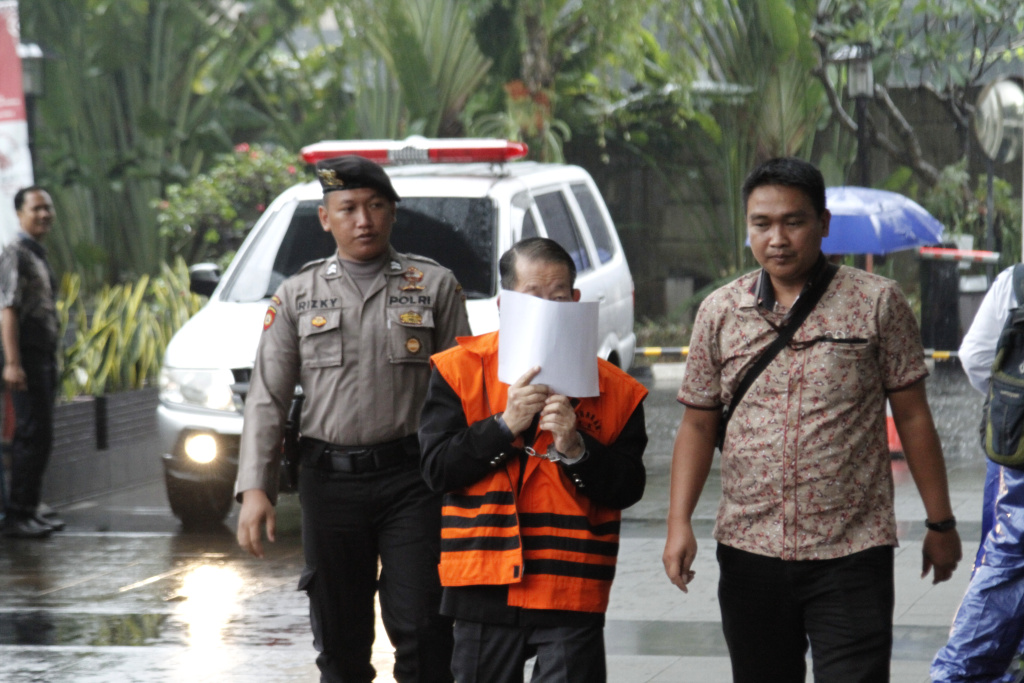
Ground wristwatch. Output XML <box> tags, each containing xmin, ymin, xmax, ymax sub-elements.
<box><xmin>925</xmin><ymin>516</ymin><xmax>957</xmax><ymax>532</ymax></box>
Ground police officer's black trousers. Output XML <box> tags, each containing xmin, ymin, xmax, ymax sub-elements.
<box><xmin>7</xmin><ymin>351</ymin><xmax>57</xmax><ymax>518</ymax></box>
<box><xmin>299</xmin><ymin>459</ymin><xmax>454</xmax><ymax>683</ymax></box>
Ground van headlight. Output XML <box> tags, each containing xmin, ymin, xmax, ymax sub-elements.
<box><xmin>160</xmin><ymin>368</ymin><xmax>239</xmax><ymax>412</ymax></box>
<box><xmin>183</xmin><ymin>433</ymin><xmax>219</xmax><ymax>464</ymax></box>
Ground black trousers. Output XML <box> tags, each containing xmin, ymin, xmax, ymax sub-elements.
<box><xmin>717</xmin><ymin>543</ymin><xmax>895</xmax><ymax>683</ymax></box>
<box><xmin>7</xmin><ymin>352</ymin><xmax>57</xmax><ymax>518</ymax></box>
<box><xmin>299</xmin><ymin>459</ymin><xmax>453</xmax><ymax>683</ymax></box>
<box><xmin>450</xmin><ymin>620</ymin><xmax>606</xmax><ymax>683</ymax></box>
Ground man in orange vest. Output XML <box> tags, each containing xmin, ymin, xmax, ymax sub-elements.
<box><xmin>419</xmin><ymin>237</ymin><xmax>649</xmax><ymax>682</ymax></box>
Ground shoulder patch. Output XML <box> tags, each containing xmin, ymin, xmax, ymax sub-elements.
<box><xmin>400</xmin><ymin>252</ymin><xmax>444</xmax><ymax>268</ymax></box>
<box><xmin>297</xmin><ymin>257</ymin><xmax>328</xmax><ymax>274</ymax></box>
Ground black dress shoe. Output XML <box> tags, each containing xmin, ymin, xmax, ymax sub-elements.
<box><xmin>3</xmin><ymin>516</ymin><xmax>54</xmax><ymax>539</ymax></box>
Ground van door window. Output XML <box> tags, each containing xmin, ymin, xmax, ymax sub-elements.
<box><xmin>224</xmin><ymin>200</ymin><xmax>336</xmax><ymax>302</ymax></box>
<box><xmin>225</xmin><ymin>196</ymin><xmax>498</xmax><ymax>302</ymax></box>
<box><xmin>571</xmin><ymin>184</ymin><xmax>616</xmax><ymax>264</ymax></box>
<box><xmin>521</xmin><ymin>210</ymin><xmax>539</xmax><ymax>239</ymax></box>
<box><xmin>271</xmin><ymin>202</ymin><xmax>337</xmax><ymax>292</ymax></box>
<box><xmin>392</xmin><ymin>197</ymin><xmax>496</xmax><ymax>299</ymax></box>
<box><xmin>535</xmin><ymin>191</ymin><xmax>592</xmax><ymax>272</ymax></box>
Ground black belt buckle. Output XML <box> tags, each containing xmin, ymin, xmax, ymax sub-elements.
<box><xmin>328</xmin><ymin>448</ymin><xmax>371</xmax><ymax>474</ymax></box>
<box><xmin>316</xmin><ymin>438</ymin><xmax>414</xmax><ymax>474</ymax></box>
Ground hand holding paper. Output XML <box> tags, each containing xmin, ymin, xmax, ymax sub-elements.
<box><xmin>498</xmin><ymin>289</ymin><xmax>600</xmax><ymax>398</ymax></box>
<box><xmin>540</xmin><ymin>395</ymin><xmax>584</xmax><ymax>457</ymax></box>
<box><xmin>504</xmin><ymin>366</ymin><xmax>548</xmax><ymax>436</ymax></box>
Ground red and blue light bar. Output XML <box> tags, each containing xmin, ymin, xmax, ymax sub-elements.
<box><xmin>300</xmin><ymin>137</ymin><xmax>529</xmax><ymax>166</ymax></box>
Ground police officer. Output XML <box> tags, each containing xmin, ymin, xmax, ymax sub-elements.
<box><xmin>235</xmin><ymin>155</ymin><xmax>469</xmax><ymax>682</ymax></box>
<box><xmin>1</xmin><ymin>186</ymin><xmax>64</xmax><ymax>539</ymax></box>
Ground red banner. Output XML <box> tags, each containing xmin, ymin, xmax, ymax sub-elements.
<box><xmin>0</xmin><ymin>11</ymin><xmax>25</xmax><ymax>123</ymax></box>
<box><xmin>0</xmin><ymin>0</ymin><xmax>32</xmax><ymax>244</ymax></box>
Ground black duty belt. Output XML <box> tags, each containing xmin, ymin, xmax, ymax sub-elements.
<box><xmin>300</xmin><ymin>435</ymin><xmax>418</xmax><ymax>474</ymax></box>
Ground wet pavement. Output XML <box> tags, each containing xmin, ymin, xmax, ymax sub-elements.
<box><xmin>0</xmin><ymin>362</ymin><xmax>992</xmax><ymax>682</ymax></box>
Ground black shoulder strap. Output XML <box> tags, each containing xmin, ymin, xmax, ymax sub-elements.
<box><xmin>720</xmin><ymin>262</ymin><xmax>839</xmax><ymax>431</ymax></box>
<box><xmin>994</xmin><ymin>264</ymin><xmax>1024</xmax><ymax>353</ymax></box>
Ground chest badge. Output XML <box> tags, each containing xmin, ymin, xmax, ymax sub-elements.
<box><xmin>406</xmin><ymin>337</ymin><xmax>422</xmax><ymax>354</ymax></box>
<box><xmin>400</xmin><ymin>311</ymin><xmax>423</xmax><ymax>325</ymax></box>
<box><xmin>311</xmin><ymin>315</ymin><xmax>327</xmax><ymax>328</ymax></box>
<box><xmin>401</xmin><ymin>266</ymin><xmax>426</xmax><ymax>291</ymax></box>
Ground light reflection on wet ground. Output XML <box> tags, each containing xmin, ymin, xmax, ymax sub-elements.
<box><xmin>0</xmin><ymin>365</ymin><xmax>993</xmax><ymax>682</ymax></box>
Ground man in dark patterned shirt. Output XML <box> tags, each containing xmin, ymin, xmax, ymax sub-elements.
<box><xmin>0</xmin><ymin>186</ymin><xmax>62</xmax><ymax>538</ymax></box>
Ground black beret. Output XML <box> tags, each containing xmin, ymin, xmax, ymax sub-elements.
<box><xmin>315</xmin><ymin>155</ymin><xmax>400</xmax><ymax>202</ymax></box>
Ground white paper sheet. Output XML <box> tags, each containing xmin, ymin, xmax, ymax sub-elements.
<box><xmin>497</xmin><ymin>289</ymin><xmax>600</xmax><ymax>397</ymax></box>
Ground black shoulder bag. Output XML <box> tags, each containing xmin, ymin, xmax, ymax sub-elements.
<box><xmin>715</xmin><ymin>263</ymin><xmax>839</xmax><ymax>450</ymax></box>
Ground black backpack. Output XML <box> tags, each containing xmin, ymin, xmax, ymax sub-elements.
<box><xmin>982</xmin><ymin>264</ymin><xmax>1024</xmax><ymax>470</ymax></box>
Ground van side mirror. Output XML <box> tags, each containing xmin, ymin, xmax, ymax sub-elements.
<box><xmin>189</xmin><ymin>263</ymin><xmax>221</xmax><ymax>297</ymax></box>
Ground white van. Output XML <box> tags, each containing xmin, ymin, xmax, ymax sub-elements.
<box><xmin>157</xmin><ymin>137</ymin><xmax>637</xmax><ymax>525</ymax></box>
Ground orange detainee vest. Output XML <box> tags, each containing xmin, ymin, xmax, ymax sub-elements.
<box><xmin>431</xmin><ymin>331</ymin><xmax>647</xmax><ymax>613</ymax></box>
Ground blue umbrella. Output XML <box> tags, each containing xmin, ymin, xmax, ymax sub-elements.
<box><xmin>821</xmin><ymin>186</ymin><xmax>945</xmax><ymax>256</ymax></box>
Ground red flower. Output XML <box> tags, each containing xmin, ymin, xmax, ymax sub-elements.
<box><xmin>235</xmin><ymin>143</ymin><xmax>250</xmax><ymax>153</ymax></box>
<box><xmin>504</xmin><ymin>80</ymin><xmax>530</xmax><ymax>101</ymax></box>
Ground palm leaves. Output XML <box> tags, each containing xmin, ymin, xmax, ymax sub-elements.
<box><xmin>353</xmin><ymin>0</ymin><xmax>492</xmax><ymax>138</ymax></box>
<box><xmin>59</xmin><ymin>258</ymin><xmax>204</xmax><ymax>398</ymax></box>
<box><xmin>24</xmin><ymin>0</ymin><xmax>297</xmax><ymax>288</ymax></box>
<box><xmin>679</xmin><ymin>0</ymin><xmax>827</xmax><ymax>273</ymax></box>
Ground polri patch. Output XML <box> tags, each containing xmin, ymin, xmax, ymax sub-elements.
<box><xmin>263</xmin><ymin>306</ymin><xmax>276</xmax><ymax>330</ymax></box>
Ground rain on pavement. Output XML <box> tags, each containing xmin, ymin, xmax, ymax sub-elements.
<box><xmin>0</xmin><ymin>364</ymin><xmax>992</xmax><ymax>682</ymax></box>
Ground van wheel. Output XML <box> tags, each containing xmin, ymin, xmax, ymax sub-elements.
<box><xmin>164</xmin><ymin>472</ymin><xmax>233</xmax><ymax>529</ymax></box>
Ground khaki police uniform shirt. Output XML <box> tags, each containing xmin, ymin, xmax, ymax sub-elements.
<box><xmin>236</xmin><ymin>246</ymin><xmax>470</xmax><ymax>502</ymax></box>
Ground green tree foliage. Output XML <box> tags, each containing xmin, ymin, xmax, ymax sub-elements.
<box><xmin>920</xmin><ymin>160</ymin><xmax>1023</xmax><ymax>269</ymax></box>
<box><xmin>57</xmin><ymin>258</ymin><xmax>205</xmax><ymax>398</ymax></box>
<box><xmin>305</xmin><ymin>0</ymin><xmax>494</xmax><ymax>140</ymax></box>
<box><xmin>465</xmin><ymin>0</ymin><xmax>679</xmax><ymax>161</ymax></box>
<box><xmin>365</xmin><ymin>0</ymin><xmax>493</xmax><ymax>137</ymax></box>
<box><xmin>813</xmin><ymin>0</ymin><xmax>1024</xmax><ymax>186</ymax></box>
<box><xmin>155</xmin><ymin>144</ymin><xmax>312</xmax><ymax>266</ymax></box>
<box><xmin>21</xmin><ymin>0</ymin><xmax>308</xmax><ymax>288</ymax></box>
<box><xmin>655</xmin><ymin>0</ymin><xmax>828</xmax><ymax>276</ymax></box>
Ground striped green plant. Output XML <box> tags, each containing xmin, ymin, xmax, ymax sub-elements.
<box><xmin>58</xmin><ymin>258</ymin><xmax>204</xmax><ymax>399</ymax></box>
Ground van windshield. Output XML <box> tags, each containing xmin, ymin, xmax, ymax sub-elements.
<box><xmin>221</xmin><ymin>197</ymin><xmax>497</xmax><ymax>302</ymax></box>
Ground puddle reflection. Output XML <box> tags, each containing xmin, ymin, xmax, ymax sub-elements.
<box><xmin>170</xmin><ymin>563</ymin><xmax>244</xmax><ymax>681</ymax></box>
<box><xmin>175</xmin><ymin>564</ymin><xmax>243</xmax><ymax>647</ymax></box>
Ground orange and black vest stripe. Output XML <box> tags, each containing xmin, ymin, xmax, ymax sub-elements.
<box><xmin>431</xmin><ymin>331</ymin><xmax>647</xmax><ymax>613</ymax></box>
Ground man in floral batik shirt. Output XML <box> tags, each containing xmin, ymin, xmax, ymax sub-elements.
<box><xmin>663</xmin><ymin>157</ymin><xmax>962</xmax><ymax>683</ymax></box>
